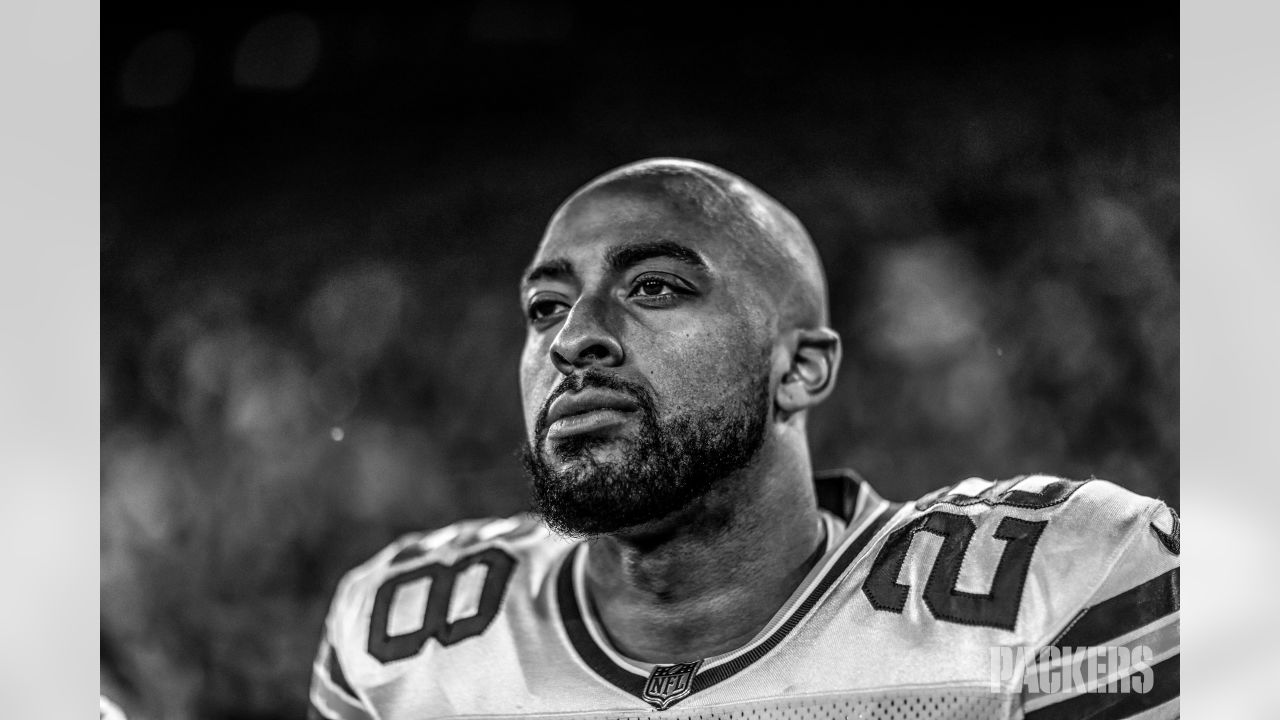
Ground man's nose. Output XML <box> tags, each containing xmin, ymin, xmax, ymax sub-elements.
<box><xmin>549</xmin><ymin>297</ymin><xmax>624</xmax><ymax>375</ymax></box>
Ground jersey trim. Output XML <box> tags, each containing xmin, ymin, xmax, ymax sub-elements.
<box><xmin>311</xmin><ymin>641</ymin><xmax>375</xmax><ymax>720</ymax></box>
<box><xmin>323</xmin><ymin>640</ymin><xmax>358</xmax><ymax>699</ymax></box>
<box><xmin>693</xmin><ymin>502</ymin><xmax>901</xmax><ymax>690</ymax></box>
<box><xmin>566</xmin><ymin>512</ymin><xmax>847</xmax><ymax>679</ymax></box>
<box><xmin>555</xmin><ymin>548</ymin><xmax>648</xmax><ymax>698</ymax></box>
<box><xmin>554</xmin><ymin>499</ymin><xmax>903</xmax><ymax>708</ymax></box>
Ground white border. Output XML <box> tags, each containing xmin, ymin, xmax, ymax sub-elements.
<box><xmin>0</xmin><ymin>0</ymin><xmax>100</xmax><ymax>715</ymax></box>
<box><xmin>1181</xmin><ymin>0</ymin><xmax>1280</xmax><ymax>716</ymax></box>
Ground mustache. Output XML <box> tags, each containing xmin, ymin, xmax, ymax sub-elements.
<box><xmin>534</xmin><ymin>370</ymin><xmax>655</xmax><ymax>441</ymax></box>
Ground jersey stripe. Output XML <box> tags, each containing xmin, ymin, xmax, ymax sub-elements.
<box><xmin>311</xmin><ymin>641</ymin><xmax>376</xmax><ymax>720</ymax></box>
<box><xmin>311</xmin><ymin>664</ymin><xmax>377</xmax><ymax>720</ymax></box>
<box><xmin>308</xmin><ymin>694</ymin><xmax>375</xmax><ymax>720</ymax></box>
<box><xmin>555</xmin><ymin>549</ymin><xmax>648</xmax><ymax>697</ymax></box>
<box><xmin>1023</xmin><ymin>654</ymin><xmax>1179</xmax><ymax>720</ymax></box>
<box><xmin>1117</xmin><ymin>697</ymin><xmax>1179</xmax><ymax>720</ymax></box>
<box><xmin>323</xmin><ymin>640</ymin><xmax>359</xmax><ymax>699</ymax></box>
<box><xmin>1024</xmin><ymin>614</ymin><xmax>1179</xmax><ymax>705</ymax></box>
<box><xmin>1051</xmin><ymin>569</ymin><xmax>1179</xmax><ymax>650</ymax></box>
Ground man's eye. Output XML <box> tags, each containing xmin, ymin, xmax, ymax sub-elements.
<box><xmin>629</xmin><ymin>275</ymin><xmax>685</xmax><ymax>299</ymax></box>
<box><xmin>636</xmin><ymin>278</ymin><xmax>672</xmax><ymax>296</ymax></box>
<box><xmin>527</xmin><ymin>299</ymin><xmax>569</xmax><ymax>323</ymax></box>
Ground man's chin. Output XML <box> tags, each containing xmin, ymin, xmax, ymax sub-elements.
<box><xmin>534</xmin><ymin>494</ymin><xmax>675</xmax><ymax>538</ymax></box>
<box><xmin>542</xmin><ymin>434</ymin><xmax>632</xmax><ymax>468</ymax></box>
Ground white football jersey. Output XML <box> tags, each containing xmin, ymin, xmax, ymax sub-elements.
<box><xmin>311</xmin><ymin>471</ymin><xmax>1179</xmax><ymax>719</ymax></box>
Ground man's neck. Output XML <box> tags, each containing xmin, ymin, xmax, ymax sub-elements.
<box><xmin>581</xmin><ymin>453</ymin><xmax>825</xmax><ymax>664</ymax></box>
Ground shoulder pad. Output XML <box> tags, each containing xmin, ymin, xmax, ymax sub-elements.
<box><xmin>913</xmin><ymin>474</ymin><xmax>1167</xmax><ymax>523</ymax></box>
<box><xmin>381</xmin><ymin>514</ymin><xmax>550</xmax><ymax>566</ymax></box>
<box><xmin>864</xmin><ymin>474</ymin><xmax>1175</xmax><ymax>637</ymax></box>
<box><xmin>331</xmin><ymin>514</ymin><xmax>563</xmax><ymax>610</ymax></box>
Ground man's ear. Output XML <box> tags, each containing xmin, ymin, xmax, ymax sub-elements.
<box><xmin>775</xmin><ymin>327</ymin><xmax>842</xmax><ymax>414</ymax></box>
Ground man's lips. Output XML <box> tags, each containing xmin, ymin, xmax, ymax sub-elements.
<box><xmin>544</xmin><ymin>387</ymin><xmax>641</xmax><ymax>440</ymax></box>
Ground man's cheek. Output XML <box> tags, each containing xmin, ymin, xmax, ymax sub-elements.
<box><xmin>669</xmin><ymin>337</ymin><xmax>744</xmax><ymax>384</ymax></box>
<box><xmin>517</xmin><ymin>378</ymin><xmax>544</xmax><ymax>439</ymax></box>
<box><xmin>518</xmin><ymin>354</ymin><xmax>546</xmax><ymax>405</ymax></box>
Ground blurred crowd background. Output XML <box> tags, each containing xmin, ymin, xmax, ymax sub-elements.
<box><xmin>101</xmin><ymin>4</ymin><xmax>1178</xmax><ymax>718</ymax></box>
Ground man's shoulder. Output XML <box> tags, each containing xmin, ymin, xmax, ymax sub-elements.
<box><xmin>831</xmin><ymin>469</ymin><xmax>1174</xmax><ymax>542</ymax></box>
<box><xmin>905</xmin><ymin>473</ymin><xmax>1171</xmax><ymax>525</ymax></box>
<box><xmin>326</xmin><ymin>514</ymin><xmax>572</xmax><ymax>627</ymax></box>
<box><xmin>895</xmin><ymin>473</ymin><xmax>1178</xmax><ymax>577</ymax></box>
<box><xmin>380</xmin><ymin>514</ymin><xmax>558</xmax><ymax>561</ymax></box>
<box><xmin>822</xmin><ymin>474</ymin><xmax>1178</xmax><ymax>715</ymax></box>
<box><xmin>859</xmin><ymin>473</ymin><xmax>1178</xmax><ymax>640</ymax></box>
<box><xmin>313</xmin><ymin>514</ymin><xmax>578</xmax><ymax>716</ymax></box>
<box><xmin>348</xmin><ymin>513</ymin><xmax>567</xmax><ymax>579</ymax></box>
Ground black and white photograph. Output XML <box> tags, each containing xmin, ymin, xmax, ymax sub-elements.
<box><xmin>99</xmin><ymin>4</ymin><xmax>1182</xmax><ymax>718</ymax></box>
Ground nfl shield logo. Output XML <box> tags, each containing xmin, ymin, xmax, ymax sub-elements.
<box><xmin>642</xmin><ymin>660</ymin><xmax>703</xmax><ymax>711</ymax></box>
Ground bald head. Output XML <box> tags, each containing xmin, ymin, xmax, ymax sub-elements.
<box><xmin>547</xmin><ymin>158</ymin><xmax>829</xmax><ymax>329</ymax></box>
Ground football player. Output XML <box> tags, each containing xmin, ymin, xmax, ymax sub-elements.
<box><xmin>310</xmin><ymin>159</ymin><xmax>1179</xmax><ymax>719</ymax></box>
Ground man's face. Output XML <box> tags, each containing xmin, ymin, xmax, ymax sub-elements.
<box><xmin>518</xmin><ymin>185</ymin><xmax>778</xmax><ymax>536</ymax></box>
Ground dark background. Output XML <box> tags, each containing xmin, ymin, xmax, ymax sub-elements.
<box><xmin>101</xmin><ymin>4</ymin><xmax>1178</xmax><ymax>718</ymax></box>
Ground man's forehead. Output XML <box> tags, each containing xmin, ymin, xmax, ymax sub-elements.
<box><xmin>555</xmin><ymin>184</ymin><xmax>719</xmax><ymax>236</ymax></box>
<box><xmin>529</xmin><ymin>188</ymin><xmax>726</xmax><ymax>267</ymax></box>
<box><xmin>523</xmin><ymin>160</ymin><xmax>829</xmax><ymax>326</ymax></box>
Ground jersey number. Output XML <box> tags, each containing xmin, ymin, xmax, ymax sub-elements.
<box><xmin>368</xmin><ymin>547</ymin><xmax>516</xmax><ymax>663</ymax></box>
<box><xmin>861</xmin><ymin>479</ymin><xmax>1081</xmax><ymax>630</ymax></box>
<box><xmin>863</xmin><ymin>513</ymin><xmax>1046</xmax><ymax>630</ymax></box>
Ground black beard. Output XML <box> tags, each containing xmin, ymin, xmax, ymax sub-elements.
<box><xmin>520</xmin><ymin>363</ymin><xmax>771</xmax><ymax>537</ymax></box>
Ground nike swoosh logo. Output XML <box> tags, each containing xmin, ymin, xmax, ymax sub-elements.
<box><xmin>1149</xmin><ymin>507</ymin><xmax>1180</xmax><ymax>555</ymax></box>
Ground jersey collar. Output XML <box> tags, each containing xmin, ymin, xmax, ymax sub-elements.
<box><xmin>552</xmin><ymin>473</ymin><xmax>904</xmax><ymax>709</ymax></box>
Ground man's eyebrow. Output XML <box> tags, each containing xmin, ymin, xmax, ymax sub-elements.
<box><xmin>606</xmin><ymin>241</ymin><xmax>709</xmax><ymax>274</ymax></box>
<box><xmin>523</xmin><ymin>258</ymin><xmax>575</xmax><ymax>286</ymax></box>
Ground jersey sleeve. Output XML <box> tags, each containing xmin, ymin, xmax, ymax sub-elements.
<box><xmin>308</xmin><ymin>530</ymin><xmax>424</xmax><ymax>720</ymax></box>
<box><xmin>1021</xmin><ymin>497</ymin><xmax>1180</xmax><ymax>720</ymax></box>
<box><xmin>310</xmin><ymin>604</ymin><xmax>379</xmax><ymax>720</ymax></box>
<box><xmin>307</xmin><ymin>514</ymin><xmax>553</xmax><ymax>720</ymax></box>
<box><xmin>311</xmin><ymin>632</ymin><xmax>378</xmax><ymax>717</ymax></box>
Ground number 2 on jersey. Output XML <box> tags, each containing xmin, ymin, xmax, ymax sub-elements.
<box><xmin>862</xmin><ymin>478</ymin><xmax>1079</xmax><ymax>630</ymax></box>
<box><xmin>863</xmin><ymin>513</ymin><xmax>1046</xmax><ymax>630</ymax></box>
